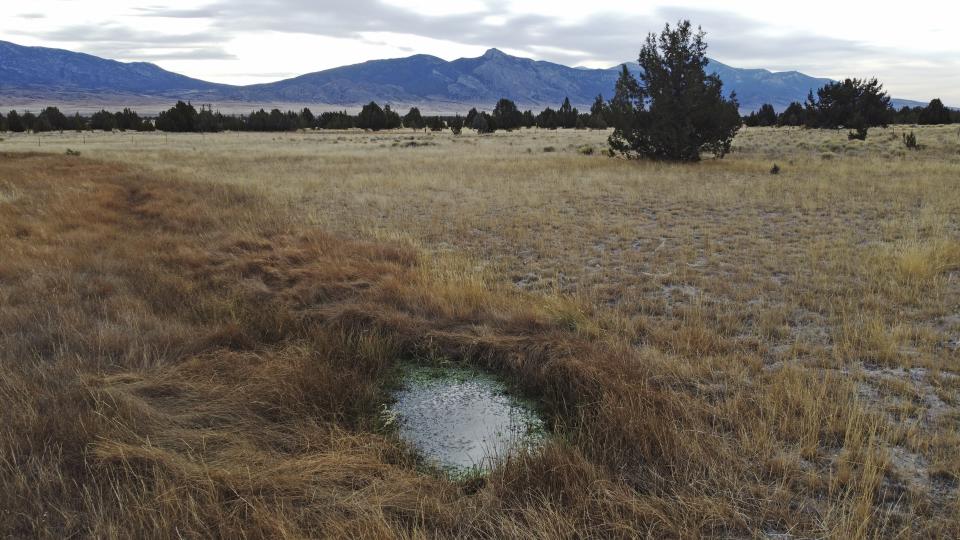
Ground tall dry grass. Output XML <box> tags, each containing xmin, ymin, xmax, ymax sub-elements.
<box><xmin>1</xmin><ymin>124</ymin><xmax>959</xmax><ymax>537</ymax></box>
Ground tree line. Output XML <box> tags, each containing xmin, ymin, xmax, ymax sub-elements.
<box><xmin>0</xmin><ymin>107</ymin><xmax>155</xmax><ymax>133</ymax></box>
<box><xmin>744</xmin><ymin>92</ymin><xmax>957</xmax><ymax>135</ymax></box>
<box><xmin>3</xmin><ymin>86</ymin><xmax>951</xmax><ymax>142</ymax></box>
<box><xmin>0</xmin><ymin>98</ymin><xmax>614</xmax><ymax>134</ymax></box>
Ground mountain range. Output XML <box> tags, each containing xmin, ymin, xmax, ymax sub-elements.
<box><xmin>0</xmin><ymin>40</ymin><xmax>926</xmax><ymax>114</ymax></box>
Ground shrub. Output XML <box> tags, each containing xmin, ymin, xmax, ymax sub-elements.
<box><xmin>848</xmin><ymin>126</ymin><xmax>868</xmax><ymax>141</ymax></box>
<box><xmin>902</xmin><ymin>131</ymin><xmax>922</xmax><ymax>150</ymax></box>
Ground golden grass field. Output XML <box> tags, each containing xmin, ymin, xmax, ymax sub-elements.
<box><xmin>1</xmin><ymin>124</ymin><xmax>959</xmax><ymax>537</ymax></box>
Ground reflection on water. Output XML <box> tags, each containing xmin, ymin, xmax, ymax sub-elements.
<box><xmin>389</xmin><ymin>365</ymin><xmax>545</xmax><ymax>474</ymax></box>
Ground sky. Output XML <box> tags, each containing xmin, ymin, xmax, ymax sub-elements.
<box><xmin>3</xmin><ymin>0</ymin><xmax>959</xmax><ymax>104</ymax></box>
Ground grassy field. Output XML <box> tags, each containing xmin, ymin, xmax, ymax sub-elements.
<box><xmin>1</xmin><ymin>124</ymin><xmax>959</xmax><ymax>537</ymax></box>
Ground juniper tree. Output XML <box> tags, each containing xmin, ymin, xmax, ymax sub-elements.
<box><xmin>449</xmin><ymin>114</ymin><xmax>464</xmax><ymax>135</ymax></box>
<box><xmin>522</xmin><ymin>110</ymin><xmax>535</xmax><ymax>128</ymax></box>
<box><xmin>116</xmin><ymin>108</ymin><xmax>145</xmax><ymax>131</ymax></box>
<box><xmin>90</xmin><ymin>110</ymin><xmax>117</xmax><ymax>131</ymax></box>
<box><xmin>558</xmin><ymin>97</ymin><xmax>578</xmax><ymax>129</ymax></box>
<box><xmin>156</xmin><ymin>101</ymin><xmax>200</xmax><ymax>132</ymax></box>
<box><xmin>465</xmin><ymin>108</ymin><xmax>479</xmax><ymax>127</ymax></box>
<box><xmin>492</xmin><ymin>98</ymin><xmax>522</xmax><ymax>131</ymax></box>
<box><xmin>20</xmin><ymin>112</ymin><xmax>37</xmax><ymax>132</ymax></box>
<box><xmin>427</xmin><ymin>116</ymin><xmax>444</xmax><ymax>131</ymax></box>
<box><xmin>299</xmin><ymin>108</ymin><xmax>315</xmax><ymax>129</ymax></box>
<box><xmin>403</xmin><ymin>107</ymin><xmax>425</xmax><ymax>130</ymax></box>
<box><xmin>536</xmin><ymin>107</ymin><xmax>558</xmax><ymax>129</ymax></box>
<box><xmin>6</xmin><ymin>111</ymin><xmax>25</xmax><ymax>133</ymax></box>
<box><xmin>607</xmin><ymin>65</ymin><xmax>641</xmax><ymax>154</ymax></box>
<box><xmin>918</xmin><ymin>98</ymin><xmax>952</xmax><ymax>125</ymax></box>
<box><xmin>357</xmin><ymin>102</ymin><xmax>387</xmax><ymax>131</ymax></box>
<box><xmin>754</xmin><ymin>104</ymin><xmax>777</xmax><ymax>126</ymax></box>
<box><xmin>384</xmin><ymin>105</ymin><xmax>402</xmax><ymax>129</ymax></box>
<box><xmin>318</xmin><ymin>111</ymin><xmax>354</xmax><ymax>130</ymax></box>
<box><xmin>589</xmin><ymin>94</ymin><xmax>609</xmax><ymax>129</ymax></box>
<box><xmin>473</xmin><ymin>112</ymin><xmax>496</xmax><ymax>134</ymax></box>
<box><xmin>608</xmin><ymin>20</ymin><xmax>740</xmax><ymax>161</ymax></box>
<box><xmin>38</xmin><ymin>107</ymin><xmax>69</xmax><ymax>132</ymax></box>
<box><xmin>777</xmin><ymin>102</ymin><xmax>805</xmax><ymax>127</ymax></box>
<box><xmin>806</xmin><ymin>78</ymin><xmax>891</xmax><ymax>139</ymax></box>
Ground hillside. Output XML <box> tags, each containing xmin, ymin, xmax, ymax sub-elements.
<box><xmin>0</xmin><ymin>39</ymin><xmax>928</xmax><ymax>112</ymax></box>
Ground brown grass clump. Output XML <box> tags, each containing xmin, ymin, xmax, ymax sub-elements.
<box><xmin>1</xmin><ymin>123</ymin><xmax>959</xmax><ymax>538</ymax></box>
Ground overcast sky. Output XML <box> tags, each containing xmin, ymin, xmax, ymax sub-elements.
<box><xmin>3</xmin><ymin>0</ymin><xmax>959</xmax><ymax>104</ymax></box>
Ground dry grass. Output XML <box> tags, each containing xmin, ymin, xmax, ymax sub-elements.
<box><xmin>1</xmin><ymin>124</ymin><xmax>959</xmax><ymax>537</ymax></box>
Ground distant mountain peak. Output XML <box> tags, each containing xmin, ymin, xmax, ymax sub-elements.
<box><xmin>0</xmin><ymin>39</ymin><xmax>931</xmax><ymax>113</ymax></box>
<box><xmin>481</xmin><ymin>48</ymin><xmax>508</xmax><ymax>59</ymax></box>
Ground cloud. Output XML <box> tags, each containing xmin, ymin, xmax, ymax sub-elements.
<box><xmin>14</xmin><ymin>23</ymin><xmax>234</xmax><ymax>61</ymax></box>
<box><xmin>162</xmin><ymin>0</ymin><xmax>953</xmax><ymax>101</ymax></box>
<box><xmin>133</xmin><ymin>6</ymin><xmax>222</xmax><ymax>18</ymax></box>
<box><xmin>174</xmin><ymin>0</ymin><xmax>882</xmax><ymax>69</ymax></box>
<box><xmin>83</xmin><ymin>46</ymin><xmax>236</xmax><ymax>61</ymax></box>
<box><xmin>17</xmin><ymin>13</ymin><xmax>45</xmax><ymax>19</ymax></box>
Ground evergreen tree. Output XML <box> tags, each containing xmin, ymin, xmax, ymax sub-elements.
<box><xmin>6</xmin><ymin>110</ymin><xmax>25</xmax><ymax>133</ymax></box>
<box><xmin>90</xmin><ymin>110</ymin><xmax>118</xmax><ymax>131</ymax></box>
<box><xmin>589</xmin><ymin>94</ymin><xmax>609</xmax><ymax>129</ymax></box>
<box><xmin>20</xmin><ymin>112</ymin><xmax>37</xmax><ymax>132</ymax></box>
<box><xmin>384</xmin><ymin>105</ymin><xmax>402</xmax><ymax>129</ymax></box>
<box><xmin>38</xmin><ymin>107</ymin><xmax>69</xmax><ymax>132</ymax></box>
<box><xmin>558</xmin><ymin>97</ymin><xmax>578</xmax><ymax>129</ymax></box>
<box><xmin>473</xmin><ymin>112</ymin><xmax>496</xmax><ymax>134</ymax></box>
<box><xmin>608</xmin><ymin>20</ymin><xmax>740</xmax><ymax>161</ymax></box>
<box><xmin>492</xmin><ymin>98</ymin><xmax>522</xmax><ymax>130</ymax></box>
<box><xmin>197</xmin><ymin>106</ymin><xmax>224</xmax><ymax>132</ymax></box>
<box><xmin>31</xmin><ymin>114</ymin><xmax>53</xmax><ymax>133</ymax></box>
<box><xmin>536</xmin><ymin>107</ymin><xmax>558</xmax><ymax>129</ymax></box>
<box><xmin>115</xmin><ymin>108</ymin><xmax>145</xmax><ymax>131</ymax></box>
<box><xmin>0</xmin><ymin>112</ymin><xmax>5</xmax><ymax>132</ymax></box>
<box><xmin>807</xmin><ymin>78</ymin><xmax>891</xmax><ymax>139</ymax></box>
<box><xmin>756</xmin><ymin>104</ymin><xmax>777</xmax><ymax>126</ymax></box>
<box><xmin>918</xmin><ymin>98</ymin><xmax>952</xmax><ymax>125</ymax></box>
<box><xmin>70</xmin><ymin>113</ymin><xmax>86</xmax><ymax>131</ymax></box>
<box><xmin>449</xmin><ymin>114</ymin><xmax>464</xmax><ymax>135</ymax></box>
<box><xmin>156</xmin><ymin>101</ymin><xmax>200</xmax><ymax>132</ymax></box>
<box><xmin>268</xmin><ymin>109</ymin><xmax>287</xmax><ymax>131</ymax></box>
<box><xmin>317</xmin><ymin>111</ymin><xmax>354</xmax><ymax>129</ymax></box>
<box><xmin>299</xmin><ymin>108</ymin><xmax>315</xmax><ymax>129</ymax></box>
<box><xmin>357</xmin><ymin>102</ymin><xmax>387</xmax><ymax>131</ymax></box>
<box><xmin>465</xmin><ymin>108</ymin><xmax>479</xmax><ymax>127</ymax></box>
<box><xmin>403</xmin><ymin>107</ymin><xmax>425</xmax><ymax>130</ymax></box>
<box><xmin>893</xmin><ymin>106</ymin><xmax>922</xmax><ymax>125</ymax></box>
<box><xmin>777</xmin><ymin>102</ymin><xmax>805</xmax><ymax>127</ymax></box>
<box><xmin>427</xmin><ymin>116</ymin><xmax>445</xmax><ymax>131</ymax></box>
<box><xmin>576</xmin><ymin>113</ymin><xmax>591</xmax><ymax>129</ymax></box>
<box><xmin>803</xmin><ymin>90</ymin><xmax>819</xmax><ymax>128</ymax></box>
<box><xmin>607</xmin><ymin>65</ymin><xmax>642</xmax><ymax>152</ymax></box>
<box><xmin>521</xmin><ymin>110</ymin><xmax>535</xmax><ymax>128</ymax></box>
